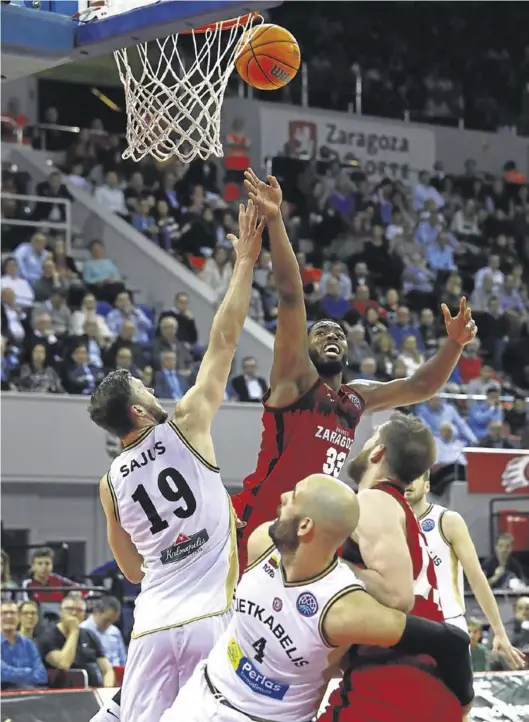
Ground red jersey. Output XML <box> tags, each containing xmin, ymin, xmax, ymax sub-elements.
<box><xmin>22</xmin><ymin>574</ymin><xmax>80</xmax><ymax>603</ymax></box>
<box><xmin>233</xmin><ymin>378</ymin><xmax>365</xmax><ymax>570</ymax></box>
<box><xmin>341</xmin><ymin>481</ymin><xmax>443</xmax><ymax>622</ymax></box>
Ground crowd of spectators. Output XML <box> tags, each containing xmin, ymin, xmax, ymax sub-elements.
<box><xmin>1</xmin><ymin>547</ymin><xmax>126</xmax><ymax>690</ymax></box>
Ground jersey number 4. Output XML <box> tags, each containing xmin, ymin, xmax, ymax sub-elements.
<box><xmin>132</xmin><ymin>468</ymin><xmax>196</xmax><ymax>535</ymax></box>
<box><xmin>252</xmin><ymin>637</ymin><xmax>267</xmax><ymax>664</ymax></box>
<box><xmin>322</xmin><ymin>447</ymin><xmax>347</xmax><ymax>478</ymax></box>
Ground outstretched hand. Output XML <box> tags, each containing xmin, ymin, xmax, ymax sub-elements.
<box><xmin>244</xmin><ymin>168</ymin><xmax>282</xmax><ymax>219</ymax></box>
<box><xmin>227</xmin><ymin>199</ymin><xmax>266</xmax><ymax>266</ymax></box>
<box><xmin>492</xmin><ymin>632</ymin><xmax>527</xmax><ymax>670</ymax></box>
<box><xmin>441</xmin><ymin>297</ymin><xmax>478</xmax><ymax>346</ymax></box>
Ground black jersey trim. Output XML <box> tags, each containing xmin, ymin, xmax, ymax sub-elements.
<box><xmin>319</xmin><ymin>585</ymin><xmax>365</xmax><ymax>648</ymax></box>
<box><xmin>168</xmin><ymin>421</ymin><xmax>220</xmax><ymax>473</ymax></box>
<box><xmin>245</xmin><ymin>543</ymin><xmax>276</xmax><ymax>572</ymax></box>
<box><xmin>418</xmin><ymin>503</ymin><xmax>434</xmax><ymax>521</ymax></box>
<box><xmin>106</xmin><ymin>471</ymin><xmax>120</xmax><ymax>523</ymax></box>
<box><xmin>121</xmin><ymin>426</ymin><xmax>155</xmax><ymax>452</ymax></box>
<box><xmin>280</xmin><ymin>555</ymin><xmax>338</xmax><ymax>587</ymax></box>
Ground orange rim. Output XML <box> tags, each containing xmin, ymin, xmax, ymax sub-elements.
<box><xmin>179</xmin><ymin>11</ymin><xmax>261</xmax><ymax>34</ymax></box>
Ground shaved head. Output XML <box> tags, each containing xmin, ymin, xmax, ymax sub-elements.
<box><xmin>269</xmin><ymin>474</ymin><xmax>360</xmax><ymax>554</ymax></box>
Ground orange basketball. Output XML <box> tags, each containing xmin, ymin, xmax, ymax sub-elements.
<box><xmin>235</xmin><ymin>24</ymin><xmax>301</xmax><ymax>91</ymax></box>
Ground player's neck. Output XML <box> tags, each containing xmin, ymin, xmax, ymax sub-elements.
<box><xmin>280</xmin><ymin>547</ymin><xmax>336</xmax><ymax>584</ymax></box>
<box><xmin>412</xmin><ymin>497</ymin><xmax>430</xmax><ymax>517</ymax></box>
<box><xmin>120</xmin><ymin>420</ymin><xmax>153</xmax><ymax>449</ymax></box>
<box><xmin>320</xmin><ymin>372</ymin><xmax>343</xmax><ymax>394</ymax></box>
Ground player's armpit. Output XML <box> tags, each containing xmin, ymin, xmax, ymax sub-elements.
<box><xmin>323</xmin><ymin>588</ymin><xmax>405</xmax><ymax>648</ymax></box>
<box><xmin>353</xmin><ymin>490</ymin><xmax>414</xmax><ymax>612</ymax></box>
<box><xmin>100</xmin><ymin>475</ymin><xmax>144</xmax><ymax>585</ymax></box>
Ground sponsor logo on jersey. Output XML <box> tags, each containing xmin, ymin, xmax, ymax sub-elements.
<box><xmin>228</xmin><ymin>638</ymin><xmax>289</xmax><ymax>700</ymax></box>
<box><xmin>267</xmin><ymin>556</ymin><xmax>278</xmax><ymax>569</ymax></box>
<box><xmin>315</xmin><ymin>425</ymin><xmax>353</xmax><ymax>450</ymax></box>
<box><xmin>160</xmin><ymin>528</ymin><xmax>209</xmax><ymax>565</ymax></box>
<box><xmin>273</xmin><ymin>597</ymin><xmax>283</xmax><ymax>612</ymax></box>
<box><xmin>296</xmin><ymin>592</ymin><xmax>318</xmax><ymax>617</ymax></box>
<box><xmin>421</xmin><ymin>518</ymin><xmax>435</xmax><ymax>533</ymax></box>
<box><xmin>347</xmin><ymin>393</ymin><xmax>363</xmax><ymax>410</ymax></box>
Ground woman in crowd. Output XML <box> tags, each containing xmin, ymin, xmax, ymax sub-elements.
<box><xmin>70</xmin><ymin>293</ymin><xmax>113</xmax><ymax>342</ymax></box>
<box><xmin>16</xmin><ymin>343</ymin><xmax>64</xmax><ymax>394</ymax></box>
<box><xmin>200</xmin><ymin>245</ymin><xmax>233</xmax><ymax>300</ymax></box>
<box><xmin>18</xmin><ymin>600</ymin><xmax>40</xmax><ymax>640</ymax></box>
<box><xmin>0</xmin><ymin>257</ymin><xmax>34</xmax><ymax>308</ymax></box>
<box><xmin>63</xmin><ymin>343</ymin><xmax>103</xmax><ymax>395</ymax></box>
<box><xmin>371</xmin><ymin>332</ymin><xmax>396</xmax><ymax>380</ymax></box>
<box><xmin>398</xmin><ymin>334</ymin><xmax>425</xmax><ymax>376</ymax></box>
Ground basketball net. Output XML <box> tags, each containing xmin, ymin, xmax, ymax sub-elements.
<box><xmin>78</xmin><ymin>1</ymin><xmax>262</xmax><ymax>163</ymax></box>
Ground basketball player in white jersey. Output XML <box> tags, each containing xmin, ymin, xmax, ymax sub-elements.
<box><xmin>87</xmin><ymin>200</ymin><xmax>266</xmax><ymax>722</ymax></box>
<box><xmin>405</xmin><ymin>470</ymin><xmax>525</xmax><ymax>669</ymax></box>
<box><xmin>162</xmin><ymin>473</ymin><xmax>474</xmax><ymax>722</ymax></box>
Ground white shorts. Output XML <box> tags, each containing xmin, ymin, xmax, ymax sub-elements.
<box><xmin>160</xmin><ymin>660</ymin><xmax>250</xmax><ymax>722</ymax></box>
<box><xmin>121</xmin><ymin>610</ymin><xmax>232</xmax><ymax>722</ymax></box>
<box><xmin>445</xmin><ymin>614</ymin><xmax>468</xmax><ymax>634</ymax></box>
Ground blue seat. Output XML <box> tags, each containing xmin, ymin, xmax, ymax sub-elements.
<box><xmin>96</xmin><ymin>300</ymin><xmax>113</xmax><ymax>317</ymax></box>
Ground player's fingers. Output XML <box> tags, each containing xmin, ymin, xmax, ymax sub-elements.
<box><xmin>459</xmin><ymin>296</ymin><xmax>466</xmax><ymax>315</ymax></box>
<box><xmin>247</xmin><ymin>168</ymin><xmax>261</xmax><ymax>187</ymax></box>
<box><xmin>267</xmin><ymin>175</ymin><xmax>280</xmax><ymax>188</ymax></box>
<box><xmin>226</xmin><ymin>233</ymin><xmax>238</xmax><ymax>244</ymax></box>
<box><xmin>257</xmin><ymin>216</ymin><xmax>266</xmax><ymax>234</ymax></box>
<box><xmin>441</xmin><ymin>303</ymin><xmax>451</xmax><ymax>322</ymax></box>
<box><xmin>247</xmin><ymin>191</ymin><xmax>258</xmax><ymax>207</ymax></box>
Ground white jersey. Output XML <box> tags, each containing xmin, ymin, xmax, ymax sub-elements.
<box><xmin>108</xmin><ymin>421</ymin><xmax>238</xmax><ymax>637</ymax></box>
<box><xmin>418</xmin><ymin>503</ymin><xmax>465</xmax><ymax>622</ymax></box>
<box><xmin>207</xmin><ymin>544</ymin><xmax>364</xmax><ymax>722</ymax></box>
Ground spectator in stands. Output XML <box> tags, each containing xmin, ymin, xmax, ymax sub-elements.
<box><xmin>22</xmin><ymin>548</ymin><xmax>77</xmax><ymax>610</ymax></box>
<box><xmin>156</xmin><ymin>200</ymin><xmax>181</xmax><ymax>253</ymax></box>
<box><xmin>70</xmin><ymin>293</ymin><xmax>113</xmax><ymax>342</ymax></box>
<box><xmin>466</xmin><ymin>364</ymin><xmax>501</xmax><ymax>399</ymax></box>
<box><xmin>231</xmin><ymin>356</ymin><xmax>268</xmax><ymax>403</ymax></box>
<box><xmin>106</xmin><ymin>291</ymin><xmax>153</xmax><ymax>346</ymax></box>
<box><xmin>33</xmin><ymin>257</ymin><xmax>70</xmax><ymax>303</ymax></box>
<box><xmin>200</xmin><ymin>245</ymin><xmax>233</xmax><ymax>301</ymax></box>
<box><xmin>152</xmin><ymin>316</ymin><xmax>193</xmax><ymax>372</ymax></box>
<box><xmin>359</xmin><ymin>357</ymin><xmax>378</xmax><ymax>381</ymax></box>
<box><xmin>33</xmin><ymin>171</ymin><xmax>72</xmax><ymax>223</ymax></box>
<box><xmin>154</xmin><ymin>350</ymin><xmax>184</xmax><ymax>401</ymax></box>
<box><xmin>1</xmin><ymin>336</ymin><xmax>19</xmax><ymax>391</ymax></box>
<box><xmin>425</xmin><ymin>231</ymin><xmax>457</xmax><ymax>273</ymax></box>
<box><xmin>362</xmin><ymin>307</ymin><xmax>387</xmax><ymax>344</ymax></box>
<box><xmin>418</xmin><ymin>307</ymin><xmax>439</xmax><ymax>357</ymax></box>
<box><xmin>13</xmin><ymin>231</ymin><xmax>47</xmax><ymax>286</ymax></box>
<box><xmin>80</xmin><ymin>596</ymin><xmax>126</xmax><ymax>667</ymax></box>
<box><xmin>82</xmin><ymin>240</ymin><xmax>124</xmax><ymax>303</ymax></box>
<box><xmin>105</xmin><ymin>319</ymin><xmax>146</xmax><ymax>370</ymax></box>
<box><xmin>1</xmin><ymin>287</ymin><xmax>26</xmax><ymax>345</ymax></box>
<box><xmin>346</xmin><ymin>324</ymin><xmax>372</xmax><ymax>373</ymax></box>
<box><xmin>416</xmin><ymin>395</ymin><xmax>477</xmax><ymax>445</ymax></box>
<box><xmin>434</xmin><ymin>422</ymin><xmax>467</xmax><ymax>466</ymax></box>
<box><xmin>370</xmin><ymin>333</ymin><xmax>395</xmax><ymax>380</ymax></box>
<box><xmin>155</xmin><ymin>171</ymin><xmax>180</xmax><ymax>213</ymax></box>
<box><xmin>505</xmin><ymin>395</ymin><xmax>528</xmax><ymax>438</ymax></box>
<box><xmin>33</xmin><ymin>289</ymin><xmax>72</xmax><ymax>338</ymax></box>
<box><xmin>51</xmin><ymin>237</ymin><xmax>83</xmax><ymax>302</ymax></box>
<box><xmin>16</xmin><ymin>343</ymin><xmax>64</xmax><ymax>394</ymax></box>
<box><xmin>470</xmin><ymin>273</ymin><xmax>496</xmax><ymax>312</ymax></box>
<box><xmin>401</xmin><ymin>252</ymin><xmax>435</xmax><ymax>297</ymax></box>
<box><xmin>397</xmin><ymin>334</ymin><xmax>425</xmax><ymax>376</ymax></box>
<box><xmin>114</xmin><ymin>346</ymin><xmax>144</xmax><ymax>380</ymax></box>
<box><xmin>389</xmin><ymin>305</ymin><xmax>423</xmax><ymax>350</ymax></box>
<box><xmin>414</xmin><ymin>211</ymin><xmax>442</xmax><ymax>248</ymax></box>
<box><xmin>474</xmin><ymin>253</ymin><xmax>504</xmax><ymax>293</ymax></box>
<box><xmin>440</xmin><ymin>273</ymin><xmax>463</xmax><ymax>311</ymax></box>
<box><xmin>318</xmin><ymin>277</ymin><xmax>351</xmax><ymax>322</ymax></box>
<box><xmin>158</xmin><ymin>293</ymin><xmax>198</xmax><ymax>348</ymax></box>
<box><xmin>482</xmin><ymin>533</ymin><xmax>526</xmax><ymax>589</ymax></box>
<box><xmin>18</xmin><ymin>601</ymin><xmax>40</xmax><ymax>641</ymax></box>
<box><xmin>81</xmin><ymin>319</ymin><xmax>106</xmax><ymax>370</ymax></box>
<box><xmin>468</xmin><ymin>386</ymin><xmax>504</xmax><ymax>441</ymax></box>
<box><xmin>479</xmin><ymin>419</ymin><xmax>514</xmax><ymax>449</ymax></box>
<box><xmin>1</xmin><ymin>257</ymin><xmax>34</xmax><ymax>308</ymax></box>
<box><xmin>451</xmin><ymin>200</ymin><xmax>480</xmax><ymax>238</ymax></box>
<box><xmin>1</xmin><ymin>600</ymin><xmax>47</xmax><ymax>690</ymax></box>
<box><xmin>499</xmin><ymin>274</ymin><xmax>526</xmax><ymax>316</ymax></box>
<box><xmin>468</xmin><ymin>618</ymin><xmax>489</xmax><ymax>672</ymax></box>
<box><xmin>25</xmin><ymin>313</ymin><xmax>61</xmax><ymax>366</ymax></box>
<box><xmin>63</xmin><ymin>344</ymin><xmax>103</xmax><ymax>395</ymax></box>
<box><xmin>412</xmin><ymin>171</ymin><xmax>444</xmax><ymax>211</ymax></box>
<box><xmin>67</xmin><ymin>162</ymin><xmax>91</xmax><ymax>192</ymax></box>
<box><xmin>94</xmin><ymin>171</ymin><xmax>127</xmax><ymax>216</ymax></box>
<box><xmin>124</xmin><ymin>171</ymin><xmax>148</xmax><ymax>213</ymax></box>
<box><xmin>506</xmin><ymin>597</ymin><xmax>529</xmax><ymax>652</ymax></box>
<box><xmin>131</xmin><ymin>197</ymin><xmax>159</xmax><ymax>242</ymax></box>
<box><xmin>37</xmin><ymin>592</ymin><xmax>115</xmax><ymax>688</ymax></box>
<box><xmin>319</xmin><ymin>260</ymin><xmax>352</xmax><ymax>299</ymax></box>
<box><xmin>1</xmin><ymin>550</ymin><xmax>17</xmax><ymax>601</ymax></box>
<box><xmin>383</xmin><ymin>288</ymin><xmax>400</xmax><ymax>323</ymax></box>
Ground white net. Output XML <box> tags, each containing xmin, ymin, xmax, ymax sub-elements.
<box><xmin>107</xmin><ymin>12</ymin><xmax>262</xmax><ymax>163</ymax></box>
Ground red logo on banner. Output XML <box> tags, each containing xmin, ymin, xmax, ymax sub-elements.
<box><xmin>288</xmin><ymin>121</ymin><xmax>317</xmax><ymax>157</ymax></box>
<box><xmin>466</xmin><ymin>450</ymin><xmax>529</xmax><ymax>494</ymax></box>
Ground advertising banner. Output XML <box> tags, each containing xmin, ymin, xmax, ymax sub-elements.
<box><xmin>466</xmin><ymin>448</ymin><xmax>529</xmax><ymax>495</ymax></box>
<box><xmin>259</xmin><ymin>104</ymin><xmax>436</xmax><ymax>181</ymax></box>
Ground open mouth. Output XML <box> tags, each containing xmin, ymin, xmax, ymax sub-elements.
<box><xmin>324</xmin><ymin>343</ymin><xmax>341</xmax><ymax>357</ymax></box>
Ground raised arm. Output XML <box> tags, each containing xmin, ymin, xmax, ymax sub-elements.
<box><xmin>443</xmin><ymin>511</ymin><xmax>526</xmax><ymax>669</ymax></box>
<box><xmin>245</xmin><ymin>169</ymin><xmax>317</xmax><ymax>406</ymax></box>
<box><xmin>173</xmin><ymin>201</ymin><xmax>265</xmax><ymax>464</ymax></box>
<box><xmin>349</xmin><ymin>298</ymin><xmax>478</xmax><ymax>412</ymax></box>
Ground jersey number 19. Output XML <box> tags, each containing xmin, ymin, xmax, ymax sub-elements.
<box><xmin>131</xmin><ymin>467</ymin><xmax>196</xmax><ymax>535</ymax></box>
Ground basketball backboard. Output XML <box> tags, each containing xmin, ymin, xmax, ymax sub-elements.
<box><xmin>1</xmin><ymin>0</ymin><xmax>280</xmax><ymax>82</ymax></box>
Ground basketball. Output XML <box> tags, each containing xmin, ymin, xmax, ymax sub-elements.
<box><xmin>235</xmin><ymin>24</ymin><xmax>301</xmax><ymax>91</ymax></box>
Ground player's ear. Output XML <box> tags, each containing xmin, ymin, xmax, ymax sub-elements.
<box><xmin>298</xmin><ymin>517</ymin><xmax>313</xmax><ymax>539</ymax></box>
<box><xmin>370</xmin><ymin>444</ymin><xmax>385</xmax><ymax>464</ymax></box>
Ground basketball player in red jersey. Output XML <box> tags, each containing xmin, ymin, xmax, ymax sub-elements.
<box><xmin>320</xmin><ymin>414</ymin><xmax>466</xmax><ymax>722</ymax></box>
<box><xmin>234</xmin><ymin>169</ymin><xmax>478</xmax><ymax>571</ymax></box>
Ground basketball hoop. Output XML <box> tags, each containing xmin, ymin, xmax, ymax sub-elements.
<box><xmin>79</xmin><ymin>3</ymin><xmax>262</xmax><ymax>163</ymax></box>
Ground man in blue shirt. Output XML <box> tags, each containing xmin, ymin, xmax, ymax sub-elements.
<box><xmin>388</xmin><ymin>305</ymin><xmax>424</xmax><ymax>351</ymax></box>
<box><xmin>13</xmin><ymin>231</ymin><xmax>48</xmax><ymax>286</ymax></box>
<box><xmin>416</xmin><ymin>395</ymin><xmax>477</xmax><ymax>445</ymax></box>
<box><xmin>107</xmin><ymin>291</ymin><xmax>153</xmax><ymax>346</ymax></box>
<box><xmin>80</xmin><ymin>597</ymin><xmax>127</xmax><ymax>667</ymax></box>
<box><xmin>468</xmin><ymin>387</ymin><xmax>504</xmax><ymax>442</ymax></box>
<box><xmin>426</xmin><ymin>232</ymin><xmax>458</xmax><ymax>273</ymax></box>
<box><xmin>1</xmin><ymin>600</ymin><xmax>47</xmax><ymax>689</ymax></box>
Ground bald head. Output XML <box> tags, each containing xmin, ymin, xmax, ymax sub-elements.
<box><xmin>269</xmin><ymin>473</ymin><xmax>360</xmax><ymax>554</ymax></box>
